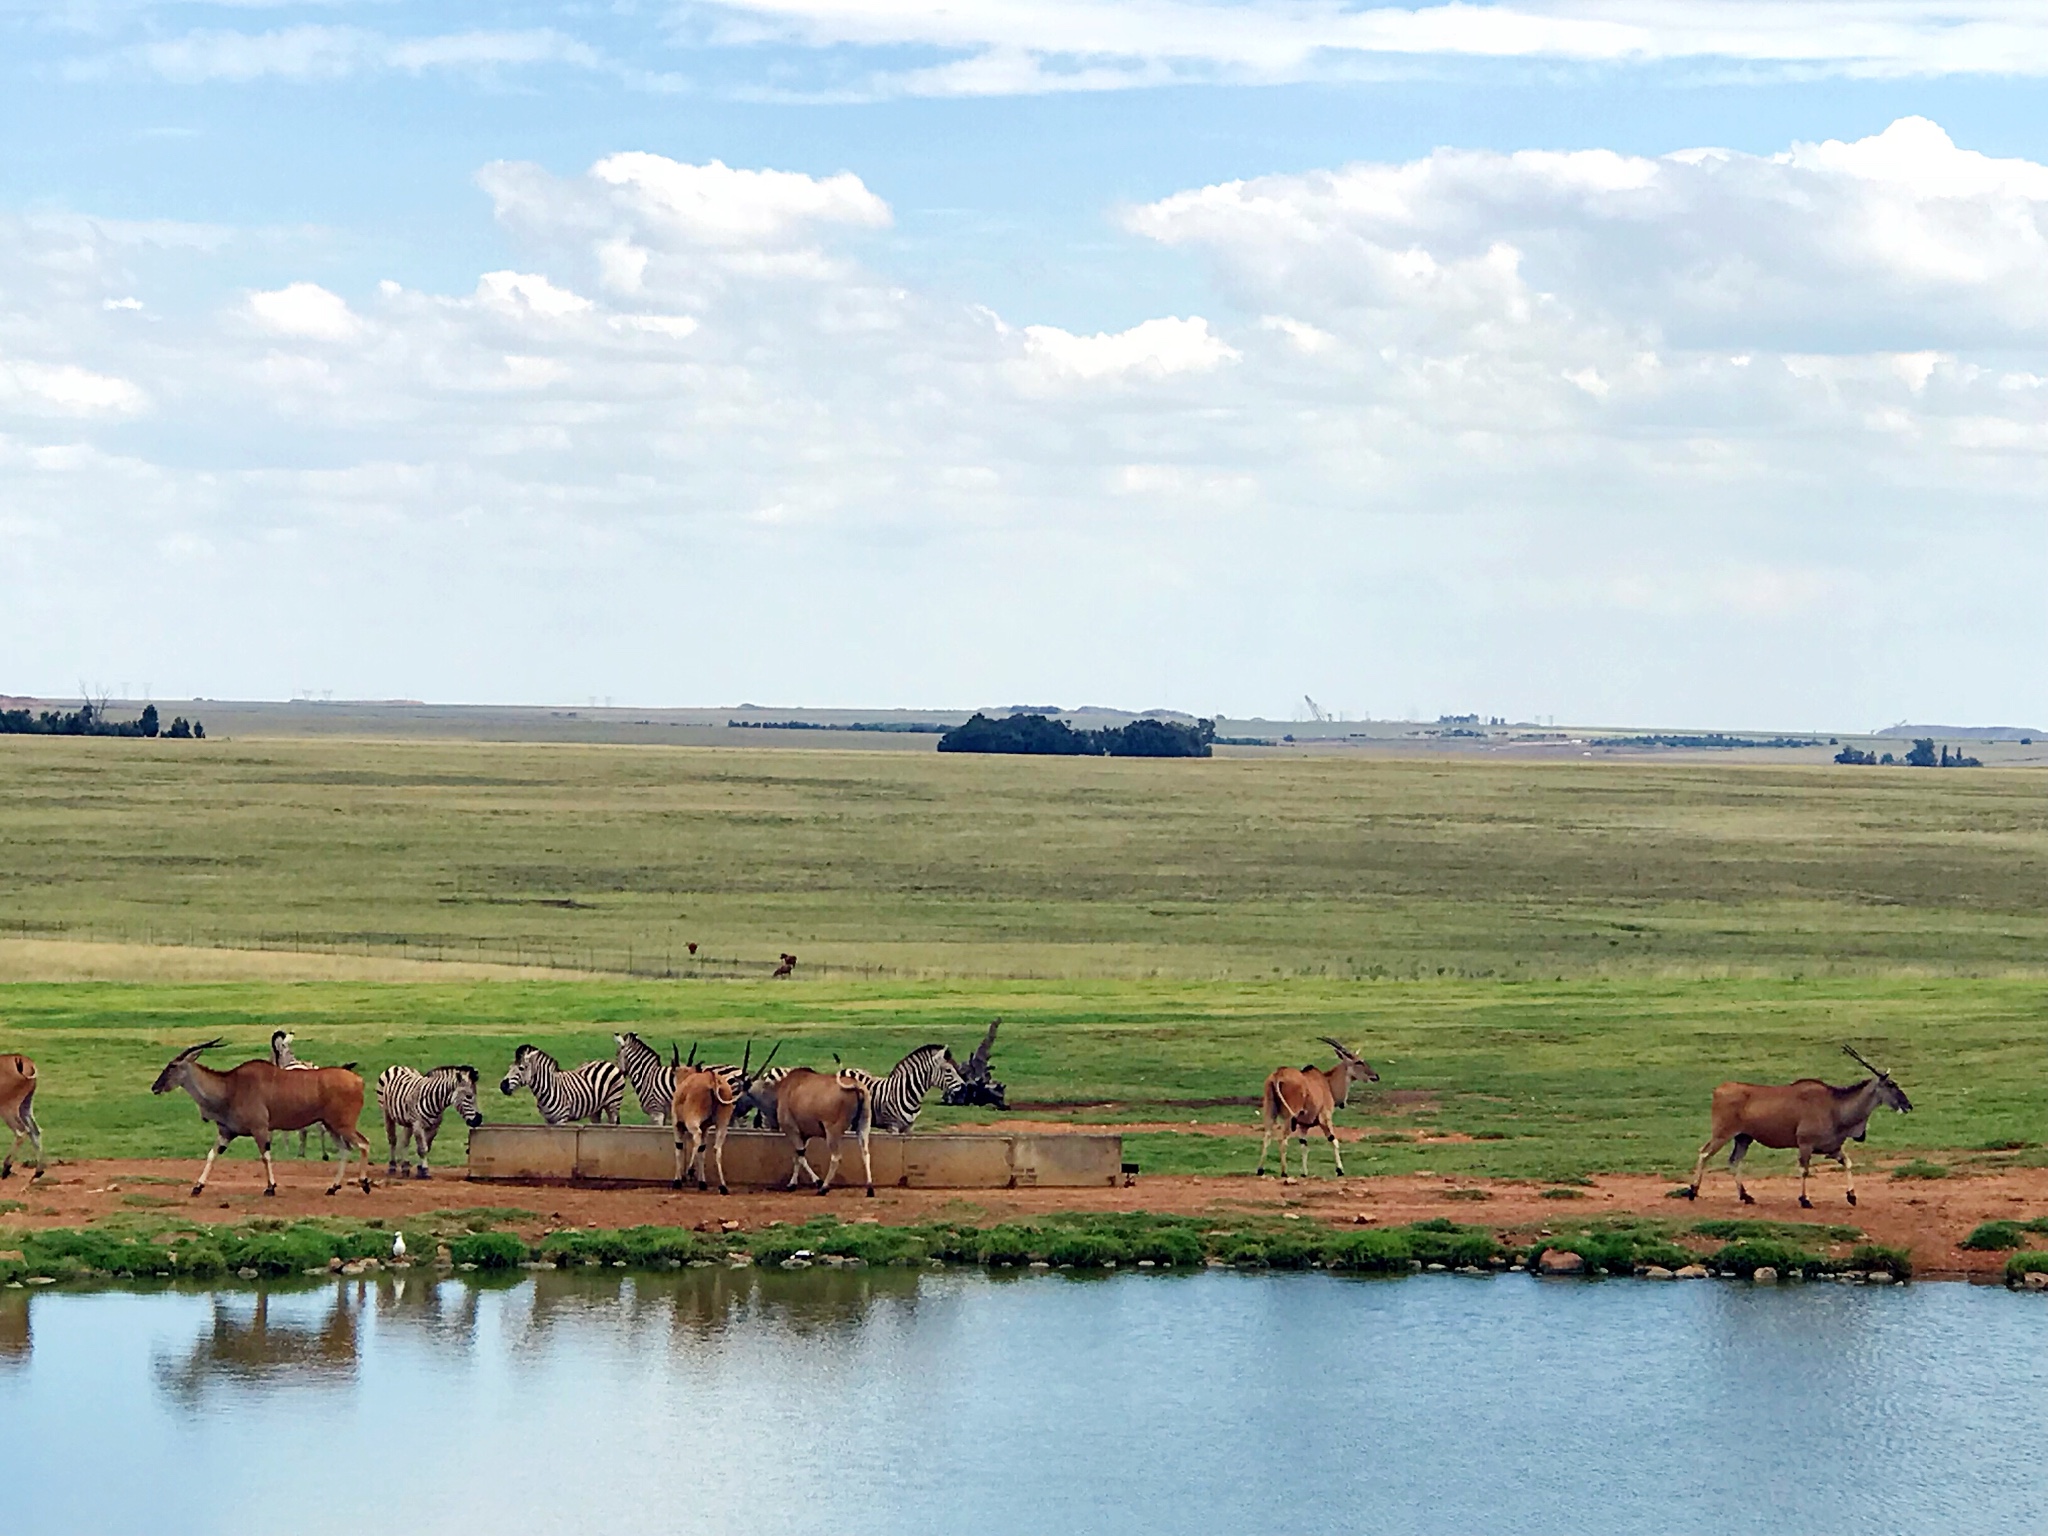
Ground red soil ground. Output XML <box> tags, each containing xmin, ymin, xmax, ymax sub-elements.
<box><xmin>11</xmin><ymin>1157</ymin><xmax>2044</xmax><ymax>1279</ymax></box>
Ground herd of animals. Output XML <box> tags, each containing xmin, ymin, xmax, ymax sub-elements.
<box><xmin>0</xmin><ymin>1029</ymin><xmax>1914</xmax><ymax>1210</ymax></box>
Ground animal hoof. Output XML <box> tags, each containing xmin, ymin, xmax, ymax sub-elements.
<box><xmin>1799</xmin><ymin>1196</ymin><xmax>1813</xmax><ymax>1209</ymax></box>
<box><xmin>417</xmin><ymin>1168</ymin><xmax>431</xmax><ymax>1180</ymax></box>
<box><xmin>190</xmin><ymin>1185</ymin><xmax>205</xmax><ymax>1197</ymax></box>
<box><xmin>671</xmin><ymin>1179</ymin><xmax>683</xmax><ymax>1191</ymax></box>
<box><xmin>0</xmin><ymin>1165</ymin><xmax>11</xmax><ymax>1179</ymax></box>
<box><xmin>1680</xmin><ymin>1187</ymin><xmax>1697</xmax><ymax>1200</ymax></box>
<box><xmin>359</xmin><ymin>1178</ymin><xmax>372</xmax><ymax>1193</ymax></box>
<box><xmin>718</xmin><ymin>1186</ymin><xmax>729</xmax><ymax>1196</ymax></box>
<box><xmin>1846</xmin><ymin>1192</ymin><xmax>1857</xmax><ymax>1206</ymax></box>
<box><xmin>263</xmin><ymin>1186</ymin><xmax>278</xmax><ymax>1197</ymax></box>
<box><xmin>1738</xmin><ymin>1191</ymin><xmax>1755</xmax><ymax>1205</ymax></box>
<box><xmin>865</xmin><ymin>1188</ymin><xmax>875</xmax><ymax>1198</ymax></box>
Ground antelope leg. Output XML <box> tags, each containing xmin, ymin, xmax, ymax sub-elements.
<box><xmin>1728</xmin><ymin>1137</ymin><xmax>1754</xmax><ymax>1205</ymax></box>
<box><xmin>1326</xmin><ymin>1120</ymin><xmax>1344</xmax><ymax>1178</ymax></box>
<box><xmin>326</xmin><ymin>1130</ymin><xmax>351</xmax><ymax>1195</ymax></box>
<box><xmin>260</xmin><ymin>1140</ymin><xmax>277</xmax><ymax>1195</ymax></box>
<box><xmin>1839</xmin><ymin>1148</ymin><xmax>1855</xmax><ymax>1206</ymax></box>
<box><xmin>1798</xmin><ymin>1148</ymin><xmax>1814</xmax><ymax>1209</ymax></box>
<box><xmin>1686</xmin><ymin>1136</ymin><xmax>1728</xmax><ymax>1199</ymax></box>
<box><xmin>194</xmin><ymin>1132</ymin><xmax>230</xmax><ymax>1194</ymax></box>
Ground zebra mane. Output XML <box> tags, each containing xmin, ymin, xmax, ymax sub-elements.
<box><xmin>431</xmin><ymin>1064</ymin><xmax>478</xmax><ymax>1078</ymax></box>
<box><xmin>515</xmin><ymin>1044</ymin><xmax>560</xmax><ymax>1069</ymax></box>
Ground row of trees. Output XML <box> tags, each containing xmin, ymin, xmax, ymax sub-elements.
<box><xmin>0</xmin><ymin>702</ymin><xmax>203</xmax><ymax>739</ymax></box>
<box><xmin>937</xmin><ymin>713</ymin><xmax>1216</xmax><ymax>758</ymax></box>
<box><xmin>1836</xmin><ymin>738</ymin><xmax>1978</xmax><ymax>768</ymax></box>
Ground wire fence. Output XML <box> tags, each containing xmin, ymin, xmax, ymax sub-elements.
<box><xmin>0</xmin><ymin>918</ymin><xmax>903</xmax><ymax>981</ymax></box>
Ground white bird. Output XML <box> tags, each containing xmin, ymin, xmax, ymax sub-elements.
<box><xmin>392</xmin><ymin>1232</ymin><xmax>407</xmax><ymax>1260</ymax></box>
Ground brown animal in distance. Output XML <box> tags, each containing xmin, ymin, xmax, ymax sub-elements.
<box><xmin>1683</xmin><ymin>1045</ymin><xmax>1913</xmax><ymax>1208</ymax></box>
<box><xmin>771</xmin><ymin>952</ymin><xmax>797</xmax><ymax>979</ymax></box>
<box><xmin>0</xmin><ymin>1054</ymin><xmax>44</xmax><ymax>1179</ymax></box>
<box><xmin>769</xmin><ymin>1064</ymin><xmax>874</xmax><ymax>1196</ymax></box>
<box><xmin>150</xmin><ymin>1039</ymin><xmax>375</xmax><ymax>1196</ymax></box>
<box><xmin>1257</xmin><ymin>1039</ymin><xmax>1379</xmax><ymax>1179</ymax></box>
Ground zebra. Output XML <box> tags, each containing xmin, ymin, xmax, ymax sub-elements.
<box><xmin>615</xmin><ymin>1032</ymin><xmax>677</xmax><ymax>1125</ymax></box>
<box><xmin>271</xmin><ymin>1030</ymin><xmax>337</xmax><ymax>1159</ymax></box>
<box><xmin>376</xmin><ymin>1064</ymin><xmax>484</xmax><ymax>1178</ymax></box>
<box><xmin>836</xmin><ymin>1045</ymin><xmax>966</xmax><ymax>1134</ymax></box>
<box><xmin>499</xmin><ymin>1044</ymin><xmax>626</xmax><ymax>1126</ymax></box>
<box><xmin>616</xmin><ymin>1033</ymin><xmax>748</xmax><ymax>1125</ymax></box>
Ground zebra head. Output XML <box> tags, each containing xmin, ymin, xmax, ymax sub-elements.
<box><xmin>447</xmin><ymin>1065</ymin><xmax>484</xmax><ymax>1128</ymax></box>
<box><xmin>500</xmin><ymin>1044</ymin><xmax>540</xmax><ymax>1096</ymax></box>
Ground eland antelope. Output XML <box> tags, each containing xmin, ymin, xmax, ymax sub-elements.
<box><xmin>1683</xmin><ymin>1045</ymin><xmax>1913</xmax><ymax>1208</ymax></box>
<box><xmin>1257</xmin><ymin>1039</ymin><xmax>1379</xmax><ymax>1179</ymax></box>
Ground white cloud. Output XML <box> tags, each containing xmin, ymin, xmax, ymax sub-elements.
<box><xmin>588</xmin><ymin>155</ymin><xmax>893</xmax><ymax>247</ymax></box>
<box><xmin>86</xmin><ymin>25</ymin><xmax>605</xmax><ymax>84</ymax></box>
<box><xmin>476</xmin><ymin>271</ymin><xmax>594</xmax><ymax>320</ymax></box>
<box><xmin>696</xmin><ymin>0</ymin><xmax>2048</xmax><ymax>94</ymax></box>
<box><xmin>0</xmin><ymin>360</ymin><xmax>147</xmax><ymax>416</ymax></box>
<box><xmin>1020</xmin><ymin>316</ymin><xmax>1238</xmax><ymax>381</ymax></box>
<box><xmin>1127</xmin><ymin>117</ymin><xmax>2048</xmax><ymax>353</ymax></box>
<box><xmin>247</xmin><ymin>282</ymin><xmax>361</xmax><ymax>340</ymax></box>
<box><xmin>3</xmin><ymin>128</ymin><xmax>2046</xmax><ymax>725</ymax></box>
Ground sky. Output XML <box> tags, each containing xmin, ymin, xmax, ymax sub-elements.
<box><xmin>4</xmin><ymin>2</ymin><xmax>2047</xmax><ymax>728</ymax></box>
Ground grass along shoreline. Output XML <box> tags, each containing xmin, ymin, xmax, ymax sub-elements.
<box><xmin>0</xmin><ymin>1209</ymin><xmax>1981</xmax><ymax>1290</ymax></box>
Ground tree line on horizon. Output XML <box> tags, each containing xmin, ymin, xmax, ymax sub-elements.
<box><xmin>937</xmin><ymin>712</ymin><xmax>1216</xmax><ymax>758</ymax></box>
<box><xmin>0</xmin><ymin>701</ymin><xmax>203</xmax><ymax>739</ymax></box>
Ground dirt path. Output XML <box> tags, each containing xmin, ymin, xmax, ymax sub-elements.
<box><xmin>9</xmin><ymin>1157</ymin><xmax>2043</xmax><ymax>1279</ymax></box>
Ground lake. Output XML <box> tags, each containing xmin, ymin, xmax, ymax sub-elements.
<box><xmin>3</xmin><ymin>1268</ymin><xmax>2044</xmax><ymax>1534</ymax></box>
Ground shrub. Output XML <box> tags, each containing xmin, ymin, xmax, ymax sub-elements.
<box><xmin>450</xmin><ymin>1231</ymin><xmax>528</xmax><ymax>1269</ymax></box>
<box><xmin>1959</xmin><ymin>1221</ymin><xmax>2027</xmax><ymax>1252</ymax></box>
<box><xmin>1851</xmin><ymin>1243</ymin><xmax>1912</xmax><ymax>1279</ymax></box>
<box><xmin>1889</xmin><ymin>1160</ymin><xmax>1949</xmax><ymax>1180</ymax></box>
<box><xmin>2005</xmin><ymin>1252</ymin><xmax>2048</xmax><ymax>1284</ymax></box>
<box><xmin>1708</xmin><ymin>1238</ymin><xmax>1827</xmax><ymax>1277</ymax></box>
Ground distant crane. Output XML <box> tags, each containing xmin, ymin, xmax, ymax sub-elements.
<box><xmin>1302</xmin><ymin>695</ymin><xmax>1330</xmax><ymax>724</ymax></box>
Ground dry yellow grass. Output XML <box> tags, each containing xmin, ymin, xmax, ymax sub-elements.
<box><xmin>0</xmin><ymin>938</ymin><xmax>582</xmax><ymax>984</ymax></box>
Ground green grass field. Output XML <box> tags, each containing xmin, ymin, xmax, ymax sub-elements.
<box><xmin>3</xmin><ymin>735</ymin><xmax>2046</xmax><ymax>979</ymax></box>
<box><xmin>2</xmin><ymin>974</ymin><xmax>2041</xmax><ymax>1176</ymax></box>
<box><xmin>0</xmin><ymin>735</ymin><xmax>2043</xmax><ymax>1178</ymax></box>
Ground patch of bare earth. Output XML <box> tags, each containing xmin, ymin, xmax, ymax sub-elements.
<box><xmin>10</xmin><ymin>1158</ymin><xmax>2043</xmax><ymax>1278</ymax></box>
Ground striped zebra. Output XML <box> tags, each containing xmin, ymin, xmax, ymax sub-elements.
<box><xmin>499</xmin><ymin>1044</ymin><xmax>625</xmax><ymax>1126</ymax></box>
<box><xmin>271</xmin><ymin>1029</ymin><xmax>337</xmax><ymax>1159</ymax></box>
<box><xmin>837</xmin><ymin>1045</ymin><xmax>966</xmax><ymax>1134</ymax></box>
<box><xmin>615</xmin><ymin>1032</ymin><xmax>677</xmax><ymax>1125</ymax></box>
<box><xmin>616</xmin><ymin>1033</ymin><xmax>746</xmax><ymax>1125</ymax></box>
<box><xmin>376</xmin><ymin>1064</ymin><xmax>484</xmax><ymax>1178</ymax></box>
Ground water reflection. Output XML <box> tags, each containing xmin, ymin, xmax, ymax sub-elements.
<box><xmin>0</xmin><ymin>1271</ymin><xmax>2040</xmax><ymax>1535</ymax></box>
<box><xmin>153</xmin><ymin>1287</ymin><xmax>362</xmax><ymax>1401</ymax></box>
<box><xmin>0</xmin><ymin>1289</ymin><xmax>27</xmax><ymax>1366</ymax></box>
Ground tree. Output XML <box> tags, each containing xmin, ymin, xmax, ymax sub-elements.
<box><xmin>1904</xmin><ymin>738</ymin><xmax>1938</xmax><ymax>768</ymax></box>
<box><xmin>139</xmin><ymin>704</ymin><xmax>159</xmax><ymax>738</ymax></box>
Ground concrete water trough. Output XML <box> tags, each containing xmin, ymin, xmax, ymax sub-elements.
<box><xmin>466</xmin><ymin>1124</ymin><xmax>1124</xmax><ymax>1189</ymax></box>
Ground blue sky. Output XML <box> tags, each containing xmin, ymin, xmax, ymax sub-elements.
<box><xmin>4</xmin><ymin>3</ymin><xmax>2047</xmax><ymax>726</ymax></box>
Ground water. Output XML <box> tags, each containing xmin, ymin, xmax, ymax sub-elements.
<box><xmin>2</xmin><ymin>1269</ymin><xmax>2044</xmax><ymax>1534</ymax></box>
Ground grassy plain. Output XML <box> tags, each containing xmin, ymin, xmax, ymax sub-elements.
<box><xmin>0</xmin><ymin>735</ymin><xmax>2042</xmax><ymax>1183</ymax></box>
<box><xmin>3</xmin><ymin>735</ymin><xmax>2046</xmax><ymax>979</ymax></box>
<box><xmin>1</xmin><ymin>975</ymin><xmax>2042</xmax><ymax>1178</ymax></box>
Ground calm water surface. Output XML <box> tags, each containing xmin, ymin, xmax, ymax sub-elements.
<box><xmin>3</xmin><ymin>1268</ymin><xmax>2044</xmax><ymax>1534</ymax></box>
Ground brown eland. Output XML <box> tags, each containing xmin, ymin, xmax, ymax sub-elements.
<box><xmin>768</xmin><ymin>1064</ymin><xmax>874</xmax><ymax>1196</ymax></box>
<box><xmin>0</xmin><ymin>1054</ymin><xmax>43</xmax><ymax>1180</ymax></box>
<box><xmin>1257</xmin><ymin>1038</ymin><xmax>1379</xmax><ymax>1179</ymax></box>
<box><xmin>151</xmin><ymin>1039</ymin><xmax>374</xmax><ymax>1196</ymax></box>
<box><xmin>1683</xmin><ymin>1045</ymin><xmax>1913</xmax><ymax>1208</ymax></box>
<box><xmin>672</xmin><ymin>1041</ymin><xmax>777</xmax><ymax>1195</ymax></box>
